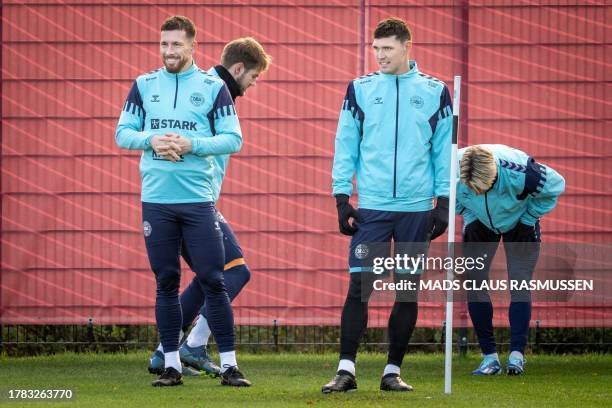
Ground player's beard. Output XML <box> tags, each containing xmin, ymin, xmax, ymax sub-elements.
<box><xmin>235</xmin><ymin>73</ymin><xmax>249</xmax><ymax>96</ymax></box>
<box><xmin>163</xmin><ymin>55</ymin><xmax>189</xmax><ymax>73</ymax></box>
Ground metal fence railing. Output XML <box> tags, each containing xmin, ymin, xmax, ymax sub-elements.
<box><xmin>2</xmin><ymin>324</ymin><xmax>610</xmax><ymax>356</ymax></box>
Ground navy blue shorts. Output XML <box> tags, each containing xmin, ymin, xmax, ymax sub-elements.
<box><xmin>348</xmin><ymin>209</ymin><xmax>432</xmax><ymax>273</ymax></box>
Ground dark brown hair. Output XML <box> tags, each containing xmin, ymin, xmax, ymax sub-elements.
<box><xmin>160</xmin><ymin>15</ymin><xmax>196</xmax><ymax>40</ymax></box>
<box><xmin>373</xmin><ymin>17</ymin><xmax>411</xmax><ymax>42</ymax></box>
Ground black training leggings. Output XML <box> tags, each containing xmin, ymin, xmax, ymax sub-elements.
<box><xmin>339</xmin><ymin>272</ymin><xmax>419</xmax><ymax>367</ymax></box>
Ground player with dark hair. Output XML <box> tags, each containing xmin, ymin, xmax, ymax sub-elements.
<box><xmin>322</xmin><ymin>17</ymin><xmax>452</xmax><ymax>393</ymax></box>
<box><xmin>115</xmin><ymin>15</ymin><xmax>251</xmax><ymax>387</ymax></box>
<box><xmin>147</xmin><ymin>37</ymin><xmax>271</xmax><ymax>379</ymax></box>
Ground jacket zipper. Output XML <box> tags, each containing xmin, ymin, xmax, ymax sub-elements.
<box><xmin>393</xmin><ymin>77</ymin><xmax>399</xmax><ymax>198</ymax></box>
<box><xmin>484</xmin><ymin>192</ymin><xmax>500</xmax><ymax>233</ymax></box>
<box><xmin>173</xmin><ymin>74</ymin><xmax>178</xmax><ymax>109</ymax></box>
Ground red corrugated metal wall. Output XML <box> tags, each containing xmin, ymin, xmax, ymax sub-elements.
<box><xmin>1</xmin><ymin>1</ymin><xmax>610</xmax><ymax>327</ymax></box>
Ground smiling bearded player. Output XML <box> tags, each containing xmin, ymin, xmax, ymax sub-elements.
<box><xmin>147</xmin><ymin>37</ymin><xmax>271</xmax><ymax>381</ymax></box>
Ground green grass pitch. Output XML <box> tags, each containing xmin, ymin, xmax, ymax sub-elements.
<box><xmin>0</xmin><ymin>352</ymin><xmax>610</xmax><ymax>407</ymax></box>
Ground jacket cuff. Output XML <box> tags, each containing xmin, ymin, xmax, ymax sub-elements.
<box><xmin>191</xmin><ymin>138</ymin><xmax>205</xmax><ymax>156</ymax></box>
<box><xmin>332</xmin><ymin>186</ymin><xmax>352</xmax><ymax>197</ymax></box>
<box><xmin>142</xmin><ymin>131</ymin><xmax>153</xmax><ymax>149</ymax></box>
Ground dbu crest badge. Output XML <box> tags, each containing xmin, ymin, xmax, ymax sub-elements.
<box><xmin>190</xmin><ymin>92</ymin><xmax>205</xmax><ymax>107</ymax></box>
<box><xmin>354</xmin><ymin>244</ymin><xmax>369</xmax><ymax>260</ymax></box>
<box><xmin>143</xmin><ymin>221</ymin><xmax>152</xmax><ymax>237</ymax></box>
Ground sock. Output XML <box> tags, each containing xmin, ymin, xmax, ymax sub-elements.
<box><xmin>337</xmin><ymin>359</ymin><xmax>355</xmax><ymax>376</ymax></box>
<box><xmin>509</xmin><ymin>351</ymin><xmax>523</xmax><ymax>360</ymax></box>
<box><xmin>383</xmin><ymin>364</ymin><xmax>400</xmax><ymax>377</ymax></box>
<box><xmin>164</xmin><ymin>351</ymin><xmax>181</xmax><ymax>372</ymax></box>
<box><xmin>220</xmin><ymin>350</ymin><xmax>237</xmax><ymax>373</ymax></box>
<box><xmin>157</xmin><ymin>330</ymin><xmax>185</xmax><ymax>354</ymax></box>
<box><xmin>485</xmin><ymin>352</ymin><xmax>499</xmax><ymax>361</ymax></box>
<box><xmin>158</xmin><ymin>329</ymin><xmax>184</xmax><ymax>353</ymax></box>
<box><xmin>187</xmin><ymin>315</ymin><xmax>211</xmax><ymax>348</ymax></box>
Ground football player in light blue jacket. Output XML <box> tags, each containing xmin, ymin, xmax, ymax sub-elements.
<box><xmin>324</xmin><ymin>17</ymin><xmax>452</xmax><ymax>394</ymax></box>
<box><xmin>146</xmin><ymin>37</ymin><xmax>271</xmax><ymax>379</ymax></box>
<box><xmin>457</xmin><ymin>144</ymin><xmax>565</xmax><ymax>376</ymax></box>
<box><xmin>115</xmin><ymin>16</ymin><xmax>250</xmax><ymax>387</ymax></box>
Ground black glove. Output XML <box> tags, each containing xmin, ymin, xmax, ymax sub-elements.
<box><xmin>430</xmin><ymin>196</ymin><xmax>449</xmax><ymax>241</ymax></box>
<box><xmin>335</xmin><ymin>194</ymin><xmax>362</xmax><ymax>236</ymax></box>
<box><xmin>513</xmin><ymin>222</ymin><xmax>536</xmax><ymax>242</ymax></box>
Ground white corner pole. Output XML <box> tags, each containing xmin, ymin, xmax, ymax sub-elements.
<box><xmin>444</xmin><ymin>75</ymin><xmax>461</xmax><ymax>395</ymax></box>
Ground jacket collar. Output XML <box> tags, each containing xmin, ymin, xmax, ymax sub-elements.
<box><xmin>379</xmin><ymin>60</ymin><xmax>419</xmax><ymax>79</ymax></box>
<box><xmin>213</xmin><ymin>65</ymin><xmax>241</xmax><ymax>102</ymax></box>
<box><xmin>161</xmin><ymin>61</ymin><xmax>198</xmax><ymax>78</ymax></box>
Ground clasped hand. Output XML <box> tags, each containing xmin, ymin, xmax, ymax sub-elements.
<box><xmin>150</xmin><ymin>133</ymin><xmax>192</xmax><ymax>162</ymax></box>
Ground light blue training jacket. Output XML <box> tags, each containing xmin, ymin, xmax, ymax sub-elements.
<box><xmin>332</xmin><ymin>61</ymin><xmax>452</xmax><ymax>212</ymax></box>
<box><xmin>115</xmin><ymin>62</ymin><xmax>242</xmax><ymax>204</ymax></box>
<box><xmin>457</xmin><ymin>144</ymin><xmax>565</xmax><ymax>233</ymax></box>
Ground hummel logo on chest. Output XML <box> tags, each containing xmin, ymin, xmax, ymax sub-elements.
<box><xmin>151</xmin><ymin>95</ymin><xmax>160</xmax><ymax>103</ymax></box>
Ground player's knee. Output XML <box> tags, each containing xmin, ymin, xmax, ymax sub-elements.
<box><xmin>234</xmin><ymin>264</ymin><xmax>251</xmax><ymax>286</ymax></box>
<box><xmin>198</xmin><ymin>272</ymin><xmax>226</xmax><ymax>294</ymax></box>
<box><xmin>468</xmin><ymin>292</ymin><xmax>491</xmax><ymax>303</ymax></box>
<box><xmin>155</xmin><ymin>268</ymin><xmax>181</xmax><ymax>295</ymax></box>
<box><xmin>393</xmin><ymin>300</ymin><xmax>418</xmax><ymax>315</ymax></box>
<box><xmin>510</xmin><ymin>290</ymin><xmax>531</xmax><ymax>303</ymax></box>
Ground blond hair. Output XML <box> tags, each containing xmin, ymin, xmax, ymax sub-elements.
<box><xmin>460</xmin><ymin>145</ymin><xmax>497</xmax><ymax>194</ymax></box>
<box><xmin>221</xmin><ymin>37</ymin><xmax>272</xmax><ymax>72</ymax></box>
